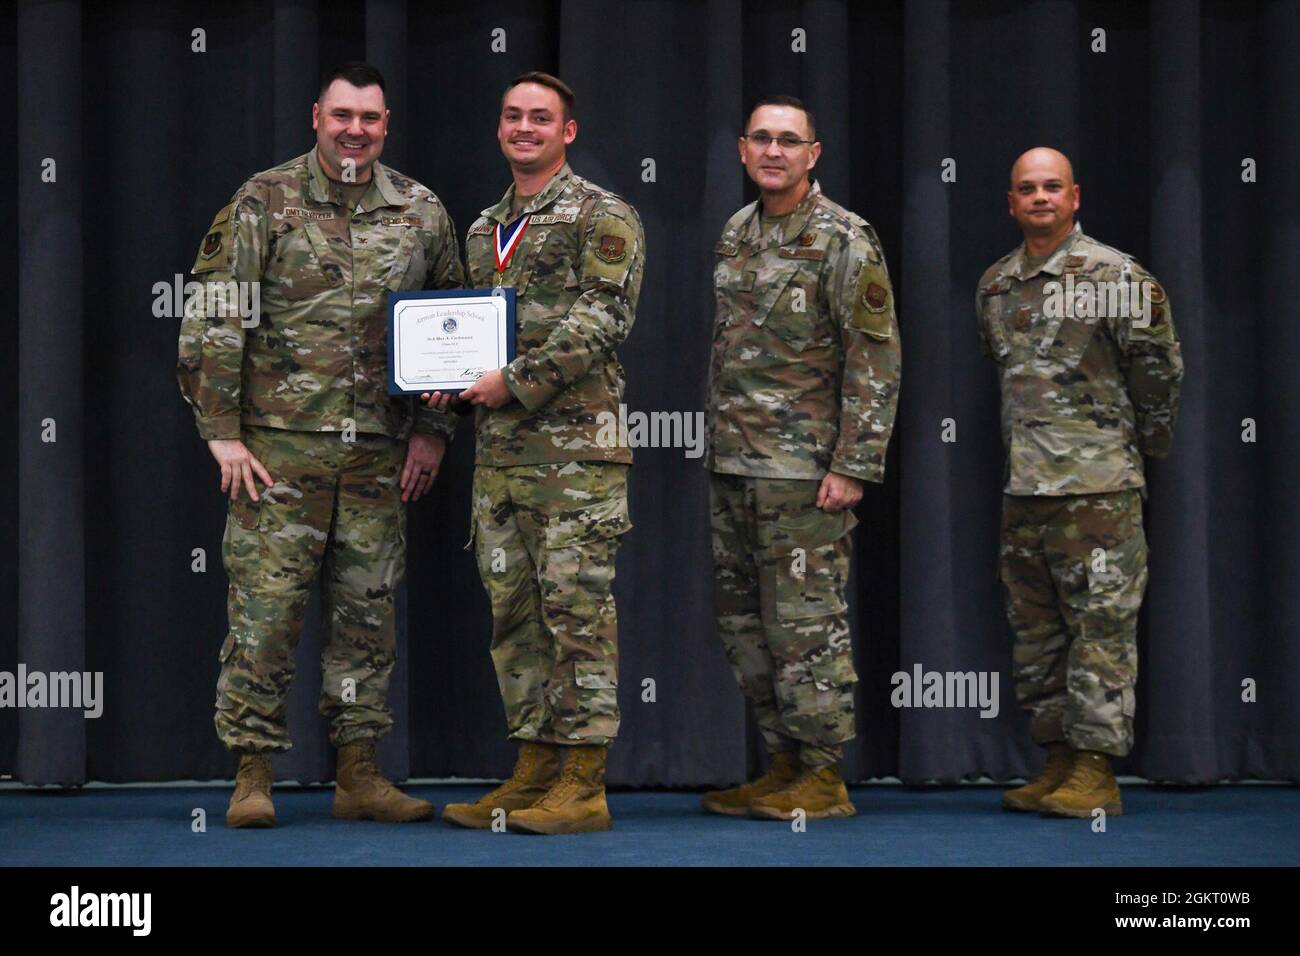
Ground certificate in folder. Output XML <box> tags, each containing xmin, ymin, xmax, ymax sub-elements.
<box><xmin>387</xmin><ymin>288</ymin><xmax>516</xmax><ymax>395</ymax></box>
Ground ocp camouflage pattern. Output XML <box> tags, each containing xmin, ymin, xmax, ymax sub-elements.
<box><xmin>215</xmin><ymin>426</ymin><xmax>406</xmax><ymax>752</ymax></box>
<box><xmin>178</xmin><ymin>148</ymin><xmax>466</xmax><ymax>442</ymax></box>
<box><xmin>999</xmin><ymin>489</ymin><xmax>1147</xmax><ymax>756</ymax></box>
<box><xmin>469</xmin><ymin>460</ymin><xmax>631</xmax><ymax>745</ymax></box>
<box><xmin>976</xmin><ymin>223</ymin><xmax>1184</xmax><ymax>495</ymax></box>
<box><xmin>464</xmin><ymin>163</ymin><xmax>645</xmax><ymax>466</ymax></box>
<box><xmin>706</xmin><ymin>180</ymin><xmax>902</xmax><ymax>483</ymax></box>
<box><xmin>711</xmin><ymin>473</ymin><xmax>859</xmax><ymax>769</ymax></box>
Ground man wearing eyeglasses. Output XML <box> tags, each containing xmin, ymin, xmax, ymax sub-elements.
<box><xmin>702</xmin><ymin>95</ymin><xmax>901</xmax><ymax>820</ymax></box>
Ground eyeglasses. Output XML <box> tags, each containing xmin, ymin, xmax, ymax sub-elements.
<box><xmin>742</xmin><ymin>132</ymin><xmax>814</xmax><ymax>150</ymax></box>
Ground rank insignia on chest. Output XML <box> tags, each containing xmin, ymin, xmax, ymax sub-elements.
<box><xmin>494</xmin><ymin>214</ymin><xmax>530</xmax><ymax>273</ymax></box>
<box><xmin>597</xmin><ymin>234</ymin><xmax>627</xmax><ymax>264</ymax></box>
<box><xmin>200</xmin><ymin>231</ymin><xmax>223</xmax><ymax>259</ymax></box>
<box><xmin>797</xmin><ymin>231</ymin><xmax>816</xmax><ymax>246</ymax></box>
<box><xmin>1014</xmin><ymin>305</ymin><xmax>1033</xmax><ymax>331</ymax></box>
<box><xmin>1063</xmin><ymin>254</ymin><xmax>1087</xmax><ymax>269</ymax></box>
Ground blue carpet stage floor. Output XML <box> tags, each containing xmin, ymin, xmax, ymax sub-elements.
<box><xmin>2</xmin><ymin>784</ymin><xmax>1297</xmax><ymax>867</ymax></box>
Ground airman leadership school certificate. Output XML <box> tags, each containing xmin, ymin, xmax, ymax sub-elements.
<box><xmin>387</xmin><ymin>288</ymin><xmax>516</xmax><ymax>395</ymax></box>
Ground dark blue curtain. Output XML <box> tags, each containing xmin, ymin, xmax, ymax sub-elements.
<box><xmin>3</xmin><ymin>0</ymin><xmax>1296</xmax><ymax>787</ymax></box>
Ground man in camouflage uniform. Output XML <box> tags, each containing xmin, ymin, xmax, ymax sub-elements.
<box><xmin>429</xmin><ymin>73</ymin><xmax>645</xmax><ymax>835</ymax></box>
<box><xmin>177</xmin><ymin>63</ymin><xmax>465</xmax><ymax>828</ymax></box>
<box><xmin>701</xmin><ymin>96</ymin><xmax>901</xmax><ymax>821</ymax></box>
<box><xmin>978</xmin><ymin>147</ymin><xmax>1183</xmax><ymax>817</ymax></box>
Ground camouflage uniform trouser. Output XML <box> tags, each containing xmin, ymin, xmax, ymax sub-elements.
<box><xmin>999</xmin><ymin>489</ymin><xmax>1148</xmax><ymax>757</ymax></box>
<box><xmin>710</xmin><ymin>473</ymin><xmax>859</xmax><ymax>770</ymax></box>
<box><xmin>215</xmin><ymin>425</ymin><xmax>406</xmax><ymax>752</ymax></box>
<box><xmin>470</xmin><ymin>461</ymin><xmax>631</xmax><ymax>746</ymax></box>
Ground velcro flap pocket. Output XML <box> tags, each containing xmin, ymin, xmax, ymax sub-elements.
<box><xmin>270</xmin><ymin>222</ymin><xmax>337</xmax><ymax>301</ymax></box>
<box><xmin>230</xmin><ymin>495</ymin><xmax>262</xmax><ymax>532</ymax></box>
<box><xmin>811</xmin><ymin>654</ymin><xmax>859</xmax><ymax>692</ymax></box>
<box><xmin>750</xmin><ymin>261</ymin><xmax>801</xmax><ymax>328</ymax></box>
<box><xmin>574</xmin><ymin>661</ymin><xmax>617</xmax><ymax>690</ymax></box>
<box><xmin>543</xmin><ymin>494</ymin><xmax>632</xmax><ymax>550</ymax></box>
<box><xmin>384</xmin><ymin>227</ymin><xmax>424</xmax><ymax>291</ymax></box>
<box><xmin>1086</xmin><ymin>528</ymin><xmax>1148</xmax><ymax>596</ymax></box>
<box><xmin>768</xmin><ymin>508</ymin><xmax>857</xmax><ymax>621</ymax></box>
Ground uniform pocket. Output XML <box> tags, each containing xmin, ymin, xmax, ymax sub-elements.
<box><xmin>768</xmin><ymin>508</ymin><xmax>856</xmax><ymax>622</ymax></box>
<box><xmin>1042</xmin><ymin>313</ymin><xmax>1101</xmax><ymax>367</ymax></box>
<box><xmin>267</xmin><ymin>223</ymin><xmax>337</xmax><ymax>302</ymax></box>
<box><xmin>812</xmin><ymin>653</ymin><xmax>858</xmax><ymax>691</ymax></box>
<box><xmin>762</xmin><ymin>265</ymin><xmax>833</xmax><ymax>352</ymax></box>
<box><xmin>985</xmin><ymin>311</ymin><xmax>1012</xmax><ymax>363</ymax></box>
<box><xmin>749</xmin><ymin>261</ymin><xmax>802</xmax><ymax>330</ymax></box>
<box><xmin>384</xmin><ymin>228</ymin><xmax>425</xmax><ymax>291</ymax></box>
<box><xmin>1086</xmin><ymin>524</ymin><xmax>1148</xmax><ymax>598</ymax></box>
<box><xmin>217</xmin><ymin>632</ymin><xmax>237</xmax><ymax>664</ymax></box>
<box><xmin>574</xmin><ymin>660</ymin><xmax>617</xmax><ymax>690</ymax></box>
<box><xmin>543</xmin><ymin>493</ymin><xmax>632</xmax><ymax>549</ymax></box>
<box><xmin>230</xmin><ymin>495</ymin><xmax>263</xmax><ymax>532</ymax></box>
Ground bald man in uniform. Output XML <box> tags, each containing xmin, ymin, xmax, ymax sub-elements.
<box><xmin>976</xmin><ymin>148</ymin><xmax>1183</xmax><ymax>817</ymax></box>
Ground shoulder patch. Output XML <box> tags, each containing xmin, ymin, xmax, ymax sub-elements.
<box><xmin>582</xmin><ymin>213</ymin><xmax>638</xmax><ymax>286</ymax></box>
<box><xmin>849</xmin><ymin>260</ymin><xmax>894</xmax><ymax>339</ymax></box>
<box><xmin>467</xmin><ymin>220</ymin><xmax>495</xmax><ymax>237</ymax></box>
<box><xmin>192</xmin><ymin>201</ymin><xmax>237</xmax><ymax>274</ymax></box>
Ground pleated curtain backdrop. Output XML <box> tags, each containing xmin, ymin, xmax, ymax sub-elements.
<box><xmin>3</xmin><ymin>0</ymin><xmax>1297</xmax><ymax>787</ymax></box>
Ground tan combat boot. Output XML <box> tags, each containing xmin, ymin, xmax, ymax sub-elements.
<box><xmin>749</xmin><ymin>764</ymin><xmax>856</xmax><ymax>820</ymax></box>
<box><xmin>507</xmin><ymin>745</ymin><xmax>612</xmax><ymax>835</ymax></box>
<box><xmin>442</xmin><ymin>741</ymin><xmax>563</xmax><ymax>829</ymax></box>
<box><xmin>1002</xmin><ymin>742</ymin><xmax>1075</xmax><ymax>812</ymax></box>
<box><xmin>701</xmin><ymin>751</ymin><xmax>802</xmax><ymax>816</ymax></box>
<box><xmin>1039</xmin><ymin>750</ymin><xmax>1123</xmax><ymax>818</ymax></box>
<box><xmin>226</xmin><ymin>753</ymin><xmax>276</xmax><ymax>829</ymax></box>
<box><xmin>333</xmin><ymin>739</ymin><xmax>434</xmax><ymax>822</ymax></box>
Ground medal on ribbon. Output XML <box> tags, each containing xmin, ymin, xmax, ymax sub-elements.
<box><xmin>494</xmin><ymin>214</ymin><xmax>530</xmax><ymax>273</ymax></box>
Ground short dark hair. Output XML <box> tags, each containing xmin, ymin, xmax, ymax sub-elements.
<box><xmin>745</xmin><ymin>95</ymin><xmax>816</xmax><ymax>141</ymax></box>
<box><xmin>319</xmin><ymin>62</ymin><xmax>386</xmax><ymax>105</ymax></box>
<box><xmin>503</xmin><ymin>71</ymin><xmax>576</xmax><ymax>122</ymax></box>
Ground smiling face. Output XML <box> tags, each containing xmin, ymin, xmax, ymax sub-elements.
<box><xmin>312</xmin><ymin>79</ymin><xmax>389</xmax><ymax>182</ymax></box>
<box><xmin>739</xmin><ymin>104</ymin><xmax>821</xmax><ymax>196</ymax></box>
<box><xmin>498</xmin><ymin>82</ymin><xmax>576</xmax><ymax>176</ymax></box>
<box><xmin>1007</xmin><ymin>148</ymin><xmax>1080</xmax><ymax>240</ymax></box>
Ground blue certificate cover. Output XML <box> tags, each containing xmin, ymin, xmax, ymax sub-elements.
<box><xmin>387</xmin><ymin>287</ymin><xmax>516</xmax><ymax>395</ymax></box>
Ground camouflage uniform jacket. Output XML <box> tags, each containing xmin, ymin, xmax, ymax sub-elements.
<box><xmin>706</xmin><ymin>181</ymin><xmax>901</xmax><ymax>482</ymax></box>
<box><xmin>178</xmin><ymin>148</ymin><xmax>465</xmax><ymax>442</ymax></box>
<box><xmin>977</xmin><ymin>223</ymin><xmax>1184</xmax><ymax>496</ymax></box>
<box><xmin>464</xmin><ymin>163</ymin><xmax>645</xmax><ymax>467</ymax></box>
